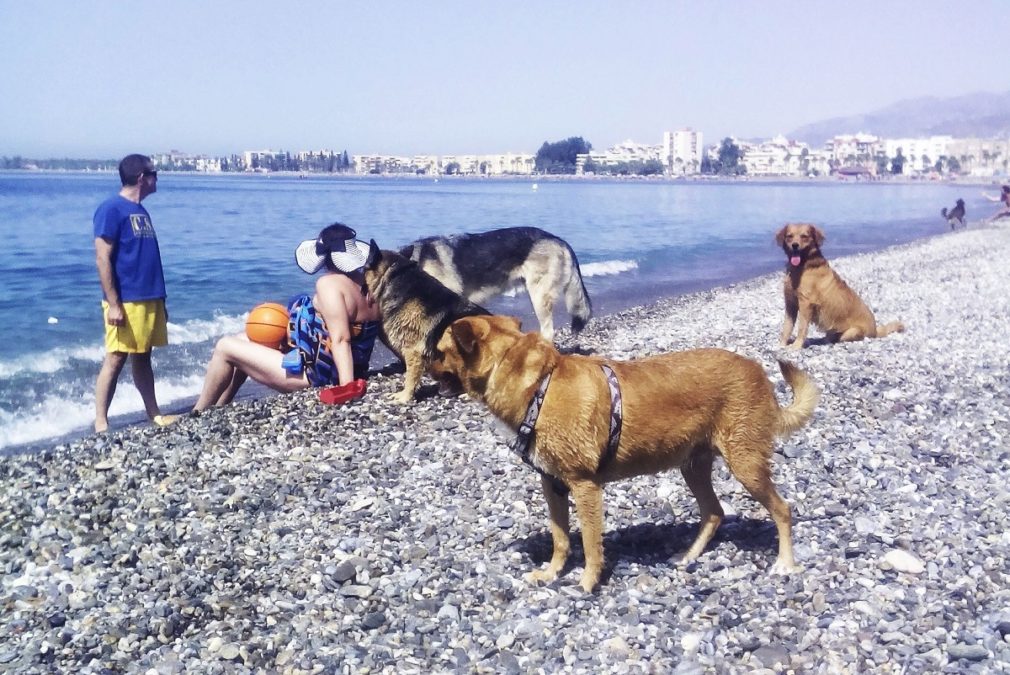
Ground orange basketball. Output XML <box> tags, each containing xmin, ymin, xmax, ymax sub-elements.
<box><xmin>245</xmin><ymin>302</ymin><xmax>289</xmax><ymax>349</ymax></box>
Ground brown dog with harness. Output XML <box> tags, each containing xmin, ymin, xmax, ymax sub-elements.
<box><xmin>431</xmin><ymin>314</ymin><xmax>819</xmax><ymax>591</ymax></box>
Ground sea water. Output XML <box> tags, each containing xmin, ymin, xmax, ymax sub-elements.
<box><xmin>0</xmin><ymin>172</ymin><xmax>967</xmax><ymax>451</ymax></box>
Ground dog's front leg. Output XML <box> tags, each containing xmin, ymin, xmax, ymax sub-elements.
<box><xmin>779</xmin><ymin>312</ymin><xmax>796</xmax><ymax>347</ymax></box>
<box><xmin>526</xmin><ymin>475</ymin><xmax>571</xmax><ymax>585</ymax></box>
<box><xmin>788</xmin><ymin>303</ymin><xmax>813</xmax><ymax>350</ymax></box>
<box><xmin>391</xmin><ymin>349</ymin><xmax>422</xmax><ymax>403</ymax></box>
<box><xmin>572</xmin><ymin>480</ymin><xmax>605</xmax><ymax>592</ymax></box>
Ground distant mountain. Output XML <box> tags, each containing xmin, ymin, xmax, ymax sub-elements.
<box><xmin>788</xmin><ymin>90</ymin><xmax>1010</xmax><ymax>144</ymax></box>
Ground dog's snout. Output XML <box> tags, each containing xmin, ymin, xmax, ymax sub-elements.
<box><xmin>790</xmin><ymin>243</ymin><xmax>800</xmax><ymax>251</ymax></box>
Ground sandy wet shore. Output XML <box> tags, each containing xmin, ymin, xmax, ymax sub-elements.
<box><xmin>1</xmin><ymin>222</ymin><xmax>1009</xmax><ymax>673</ymax></box>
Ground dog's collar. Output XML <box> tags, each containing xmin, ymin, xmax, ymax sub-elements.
<box><xmin>510</xmin><ymin>364</ymin><xmax>624</xmax><ymax>494</ymax></box>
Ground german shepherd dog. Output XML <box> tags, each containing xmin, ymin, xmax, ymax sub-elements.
<box><xmin>431</xmin><ymin>315</ymin><xmax>819</xmax><ymax>592</ymax></box>
<box><xmin>776</xmin><ymin>223</ymin><xmax>904</xmax><ymax>349</ymax></box>
<box><xmin>362</xmin><ymin>241</ymin><xmax>489</xmax><ymax>403</ymax></box>
<box><xmin>399</xmin><ymin>227</ymin><xmax>592</xmax><ymax>341</ymax></box>
<box><xmin>941</xmin><ymin>198</ymin><xmax>966</xmax><ymax>229</ymax></box>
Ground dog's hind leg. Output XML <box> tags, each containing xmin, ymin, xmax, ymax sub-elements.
<box><xmin>722</xmin><ymin>447</ymin><xmax>797</xmax><ymax>574</ymax></box>
<box><xmin>678</xmin><ymin>446</ymin><xmax>725</xmax><ymax>563</ymax></box>
<box><xmin>526</xmin><ymin>475</ymin><xmax>572</xmax><ymax>585</ymax></box>
<box><xmin>837</xmin><ymin>326</ymin><xmax>868</xmax><ymax>342</ymax></box>
<box><xmin>525</xmin><ymin>279</ymin><xmax>557</xmax><ymax>341</ymax></box>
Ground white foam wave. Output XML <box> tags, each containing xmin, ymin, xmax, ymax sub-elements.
<box><xmin>0</xmin><ymin>313</ymin><xmax>246</xmax><ymax>379</ymax></box>
<box><xmin>0</xmin><ymin>373</ymin><xmax>205</xmax><ymax>449</ymax></box>
<box><xmin>581</xmin><ymin>259</ymin><xmax>638</xmax><ymax>277</ymax></box>
<box><xmin>168</xmin><ymin>313</ymin><xmax>247</xmax><ymax>344</ymax></box>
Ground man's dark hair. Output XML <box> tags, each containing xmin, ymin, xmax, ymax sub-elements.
<box><xmin>119</xmin><ymin>154</ymin><xmax>152</xmax><ymax>186</ymax></box>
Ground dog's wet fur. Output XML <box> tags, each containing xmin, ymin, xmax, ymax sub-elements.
<box><xmin>430</xmin><ymin>314</ymin><xmax>820</xmax><ymax>591</ymax></box>
<box><xmin>362</xmin><ymin>241</ymin><xmax>489</xmax><ymax>403</ymax></box>
<box><xmin>942</xmin><ymin>198</ymin><xmax>966</xmax><ymax>229</ymax></box>
<box><xmin>399</xmin><ymin>227</ymin><xmax>592</xmax><ymax>341</ymax></box>
<box><xmin>776</xmin><ymin>223</ymin><xmax>904</xmax><ymax>350</ymax></box>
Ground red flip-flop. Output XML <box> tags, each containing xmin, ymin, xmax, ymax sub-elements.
<box><xmin>319</xmin><ymin>379</ymin><xmax>367</xmax><ymax>405</ymax></box>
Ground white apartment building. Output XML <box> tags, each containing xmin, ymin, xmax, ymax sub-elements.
<box><xmin>352</xmin><ymin>152</ymin><xmax>534</xmax><ymax>176</ymax></box>
<box><xmin>824</xmin><ymin>133</ymin><xmax>882</xmax><ymax>166</ymax></box>
<box><xmin>575</xmin><ymin>139</ymin><xmax>662</xmax><ymax>174</ymax></box>
<box><xmin>662</xmin><ymin>129</ymin><xmax>703</xmax><ymax>175</ymax></box>
<box><xmin>739</xmin><ymin>136</ymin><xmax>819</xmax><ymax>176</ymax></box>
<box><xmin>243</xmin><ymin>150</ymin><xmax>289</xmax><ymax>170</ymax></box>
<box><xmin>933</xmin><ymin>137</ymin><xmax>1009</xmax><ymax>177</ymax></box>
<box><xmin>882</xmin><ymin>136</ymin><xmax>952</xmax><ymax>174</ymax></box>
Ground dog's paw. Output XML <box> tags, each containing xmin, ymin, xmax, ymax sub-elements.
<box><xmin>578</xmin><ymin>572</ymin><xmax>600</xmax><ymax>593</ymax></box>
<box><xmin>770</xmin><ymin>560</ymin><xmax>802</xmax><ymax>575</ymax></box>
<box><xmin>389</xmin><ymin>390</ymin><xmax>414</xmax><ymax>404</ymax></box>
<box><xmin>525</xmin><ymin>568</ymin><xmax>559</xmax><ymax>585</ymax></box>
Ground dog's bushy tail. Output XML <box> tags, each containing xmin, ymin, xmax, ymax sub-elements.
<box><xmin>775</xmin><ymin>360</ymin><xmax>819</xmax><ymax>436</ymax></box>
<box><xmin>562</xmin><ymin>243</ymin><xmax>593</xmax><ymax>332</ymax></box>
<box><xmin>941</xmin><ymin>207</ymin><xmax>949</xmax><ymax>219</ymax></box>
<box><xmin>876</xmin><ymin>321</ymin><xmax>905</xmax><ymax>337</ymax></box>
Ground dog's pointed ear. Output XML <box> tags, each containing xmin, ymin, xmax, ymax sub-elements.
<box><xmin>775</xmin><ymin>226</ymin><xmax>787</xmax><ymax>247</ymax></box>
<box><xmin>812</xmin><ymin>226</ymin><xmax>825</xmax><ymax>248</ymax></box>
<box><xmin>451</xmin><ymin>318</ymin><xmax>481</xmax><ymax>356</ymax></box>
<box><xmin>365</xmin><ymin>239</ymin><xmax>381</xmax><ymax>270</ymax></box>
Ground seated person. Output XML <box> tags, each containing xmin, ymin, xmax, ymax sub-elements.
<box><xmin>194</xmin><ymin>223</ymin><xmax>380</xmax><ymax>411</ymax></box>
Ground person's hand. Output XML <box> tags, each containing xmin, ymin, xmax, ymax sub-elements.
<box><xmin>106</xmin><ymin>301</ymin><xmax>125</xmax><ymax>326</ymax></box>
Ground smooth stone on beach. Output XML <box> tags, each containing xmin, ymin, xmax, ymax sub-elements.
<box><xmin>881</xmin><ymin>549</ymin><xmax>925</xmax><ymax>574</ymax></box>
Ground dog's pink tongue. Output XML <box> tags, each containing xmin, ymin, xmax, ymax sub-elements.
<box><xmin>790</xmin><ymin>256</ymin><xmax>801</xmax><ymax>266</ymax></box>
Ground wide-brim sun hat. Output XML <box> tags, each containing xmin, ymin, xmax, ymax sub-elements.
<box><xmin>295</xmin><ymin>235</ymin><xmax>371</xmax><ymax>274</ymax></box>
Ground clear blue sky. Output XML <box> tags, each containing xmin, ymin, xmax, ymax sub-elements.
<box><xmin>0</xmin><ymin>1</ymin><xmax>1004</xmax><ymax>158</ymax></box>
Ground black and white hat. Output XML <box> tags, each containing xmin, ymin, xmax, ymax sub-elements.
<box><xmin>295</xmin><ymin>225</ymin><xmax>371</xmax><ymax>274</ymax></box>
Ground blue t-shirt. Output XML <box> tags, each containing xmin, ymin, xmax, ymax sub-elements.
<box><xmin>93</xmin><ymin>195</ymin><xmax>166</xmax><ymax>302</ymax></box>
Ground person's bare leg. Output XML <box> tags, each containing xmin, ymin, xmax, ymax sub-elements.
<box><xmin>95</xmin><ymin>351</ymin><xmax>128</xmax><ymax>432</ymax></box>
<box><xmin>194</xmin><ymin>340</ymin><xmax>242</xmax><ymax>411</ymax></box>
<box><xmin>130</xmin><ymin>351</ymin><xmax>162</xmax><ymax>420</ymax></box>
<box><xmin>194</xmin><ymin>336</ymin><xmax>305</xmax><ymax>411</ymax></box>
<box><xmin>216</xmin><ymin>369</ymin><xmax>249</xmax><ymax>407</ymax></box>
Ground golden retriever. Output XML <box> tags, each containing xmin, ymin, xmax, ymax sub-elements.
<box><xmin>776</xmin><ymin>223</ymin><xmax>904</xmax><ymax>350</ymax></box>
<box><xmin>431</xmin><ymin>315</ymin><xmax>820</xmax><ymax>592</ymax></box>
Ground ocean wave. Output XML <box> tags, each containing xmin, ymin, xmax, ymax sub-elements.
<box><xmin>0</xmin><ymin>313</ymin><xmax>247</xmax><ymax>379</ymax></box>
<box><xmin>581</xmin><ymin>259</ymin><xmax>638</xmax><ymax>277</ymax></box>
<box><xmin>168</xmin><ymin>313</ymin><xmax>247</xmax><ymax>344</ymax></box>
<box><xmin>0</xmin><ymin>372</ymin><xmax>204</xmax><ymax>450</ymax></box>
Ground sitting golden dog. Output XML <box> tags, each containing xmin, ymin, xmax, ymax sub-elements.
<box><xmin>776</xmin><ymin>223</ymin><xmax>904</xmax><ymax>350</ymax></box>
<box><xmin>431</xmin><ymin>315</ymin><xmax>819</xmax><ymax>592</ymax></box>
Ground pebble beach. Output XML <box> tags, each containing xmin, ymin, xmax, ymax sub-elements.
<box><xmin>2</xmin><ymin>223</ymin><xmax>1009</xmax><ymax>674</ymax></box>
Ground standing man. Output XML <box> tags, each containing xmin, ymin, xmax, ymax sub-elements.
<box><xmin>93</xmin><ymin>154</ymin><xmax>176</xmax><ymax>432</ymax></box>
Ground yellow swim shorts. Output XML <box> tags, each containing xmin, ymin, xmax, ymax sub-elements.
<box><xmin>103</xmin><ymin>299</ymin><xmax>168</xmax><ymax>353</ymax></box>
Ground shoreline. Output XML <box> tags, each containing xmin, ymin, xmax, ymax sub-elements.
<box><xmin>3</xmin><ymin>166</ymin><xmax>1007</xmax><ymax>187</ymax></box>
<box><xmin>2</xmin><ymin>223</ymin><xmax>1009</xmax><ymax>671</ymax></box>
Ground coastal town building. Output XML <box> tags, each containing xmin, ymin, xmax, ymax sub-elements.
<box><xmin>882</xmin><ymin>136</ymin><xmax>952</xmax><ymax>175</ymax></box>
<box><xmin>945</xmin><ymin>137</ymin><xmax>1010</xmax><ymax>177</ymax></box>
<box><xmin>575</xmin><ymin>139</ymin><xmax>663</xmax><ymax>175</ymax></box>
<box><xmin>351</xmin><ymin>152</ymin><xmax>534</xmax><ymax>176</ymax></box>
<box><xmin>662</xmin><ymin>129</ymin><xmax>704</xmax><ymax>175</ymax></box>
<box><xmin>737</xmin><ymin>136</ymin><xmax>831</xmax><ymax>177</ymax></box>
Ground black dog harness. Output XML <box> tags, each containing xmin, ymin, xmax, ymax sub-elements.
<box><xmin>511</xmin><ymin>364</ymin><xmax>624</xmax><ymax>495</ymax></box>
